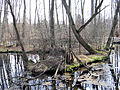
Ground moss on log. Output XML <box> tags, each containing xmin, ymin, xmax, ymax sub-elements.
<box><xmin>66</xmin><ymin>55</ymin><xmax>108</xmax><ymax>73</ymax></box>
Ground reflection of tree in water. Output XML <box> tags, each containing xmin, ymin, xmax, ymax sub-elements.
<box><xmin>0</xmin><ymin>54</ymin><xmax>25</xmax><ymax>90</ymax></box>
<box><xmin>0</xmin><ymin>51</ymin><xmax>119</xmax><ymax>90</ymax></box>
<box><xmin>0</xmin><ymin>55</ymin><xmax>10</xmax><ymax>89</ymax></box>
<box><xmin>110</xmin><ymin>45</ymin><xmax>120</xmax><ymax>90</ymax></box>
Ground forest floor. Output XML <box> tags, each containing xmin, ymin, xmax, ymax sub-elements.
<box><xmin>0</xmin><ymin>45</ymin><xmax>109</xmax><ymax>74</ymax></box>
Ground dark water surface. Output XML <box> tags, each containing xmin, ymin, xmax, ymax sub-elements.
<box><xmin>0</xmin><ymin>45</ymin><xmax>120</xmax><ymax>90</ymax></box>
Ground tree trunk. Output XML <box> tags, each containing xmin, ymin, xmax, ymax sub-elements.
<box><xmin>55</xmin><ymin>0</ymin><xmax>60</xmax><ymax>29</ymax></box>
<box><xmin>93</xmin><ymin>0</ymin><xmax>98</xmax><ymax>48</ymax></box>
<box><xmin>34</xmin><ymin>0</ymin><xmax>37</xmax><ymax>27</ymax></box>
<box><xmin>81</xmin><ymin>0</ymin><xmax>85</xmax><ymax>24</ymax></box>
<box><xmin>50</xmin><ymin>0</ymin><xmax>55</xmax><ymax>48</ymax></box>
<box><xmin>29</xmin><ymin>0</ymin><xmax>31</xmax><ymax>25</ymax></box>
<box><xmin>43</xmin><ymin>0</ymin><xmax>48</xmax><ymax>29</ymax></box>
<box><xmin>105</xmin><ymin>0</ymin><xmax>120</xmax><ymax>50</ymax></box>
<box><xmin>79</xmin><ymin>0</ymin><xmax>85</xmax><ymax>54</ymax></box>
<box><xmin>0</xmin><ymin>0</ymin><xmax>3</xmax><ymax>24</ymax></box>
<box><xmin>68</xmin><ymin>0</ymin><xmax>71</xmax><ymax>52</ymax></box>
<box><xmin>2</xmin><ymin>0</ymin><xmax>8</xmax><ymax>40</ymax></box>
<box><xmin>62</xmin><ymin>4</ymin><xmax>65</xmax><ymax>25</ymax></box>
<box><xmin>22</xmin><ymin>0</ymin><xmax>26</xmax><ymax>38</ymax></box>
<box><xmin>7</xmin><ymin>0</ymin><xmax>28</xmax><ymax>66</ymax></box>
<box><xmin>62</xmin><ymin>0</ymin><xmax>97</xmax><ymax>54</ymax></box>
<box><xmin>0</xmin><ymin>0</ymin><xmax>3</xmax><ymax>42</ymax></box>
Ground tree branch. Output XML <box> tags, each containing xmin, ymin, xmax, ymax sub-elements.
<box><xmin>62</xmin><ymin>0</ymin><xmax>96</xmax><ymax>54</ymax></box>
<box><xmin>95</xmin><ymin>0</ymin><xmax>103</xmax><ymax>13</ymax></box>
<box><xmin>78</xmin><ymin>5</ymin><xmax>108</xmax><ymax>33</ymax></box>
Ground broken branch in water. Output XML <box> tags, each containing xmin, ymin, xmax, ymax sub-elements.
<box><xmin>54</xmin><ymin>59</ymin><xmax>64</xmax><ymax>78</ymax></box>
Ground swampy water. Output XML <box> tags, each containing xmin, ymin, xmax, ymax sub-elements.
<box><xmin>0</xmin><ymin>45</ymin><xmax>120</xmax><ymax>90</ymax></box>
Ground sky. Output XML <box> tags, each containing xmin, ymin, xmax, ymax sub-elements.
<box><xmin>0</xmin><ymin>0</ymin><xmax>112</xmax><ymax>24</ymax></box>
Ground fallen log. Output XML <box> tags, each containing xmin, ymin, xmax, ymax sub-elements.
<box><xmin>27</xmin><ymin>58</ymin><xmax>65</xmax><ymax>76</ymax></box>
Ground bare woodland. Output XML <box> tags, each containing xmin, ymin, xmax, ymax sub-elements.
<box><xmin>0</xmin><ymin>0</ymin><xmax>120</xmax><ymax>67</ymax></box>
<box><xmin>1</xmin><ymin>0</ymin><xmax>120</xmax><ymax>89</ymax></box>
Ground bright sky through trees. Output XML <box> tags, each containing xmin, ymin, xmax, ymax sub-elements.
<box><xmin>0</xmin><ymin>0</ymin><xmax>111</xmax><ymax>24</ymax></box>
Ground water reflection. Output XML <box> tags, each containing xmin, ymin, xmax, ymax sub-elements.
<box><xmin>0</xmin><ymin>45</ymin><xmax>120</xmax><ymax>90</ymax></box>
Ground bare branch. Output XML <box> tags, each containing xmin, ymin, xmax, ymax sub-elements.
<box><xmin>78</xmin><ymin>5</ymin><xmax>109</xmax><ymax>33</ymax></box>
<box><xmin>95</xmin><ymin>0</ymin><xmax>103</xmax><ymax>13</ymax></box>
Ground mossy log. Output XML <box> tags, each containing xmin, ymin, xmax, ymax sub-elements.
<box><xmin>66</xmin><ymin>54</ymin><xmax>109</xmax><ymax>73</ymax></box>
<box><xmin>25</xmin><ymin>48</ymin><xmax>109</xmax><ymax>75</ymax></box>
<box><xmin>26</xmin><ymin>54</ymin><xmax>109</xmax><ymax>76</ymax></box>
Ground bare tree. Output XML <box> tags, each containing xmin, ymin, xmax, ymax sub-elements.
<box><xmin>43</xmin><ymin>0</ymin><xmax>48</xmax><ymax>29</ymax></box>
<box><xmin>29</xmin><ymin>0</ymin><xmax>31</xmax><ymax>25</ymax></box>
<box><xmin>62</xmin><ymin>0</ymin><xmax>106</xmax><ymax>54</ymax></box>
<box><xmin>0</xmin><ymin>0</ymin><xmax>3</xmax><ymax>24</ymax></box>
<box><xmin>62</xmin><ymin>3</ymin><xmax>65</xmax><ymax>25</ymax></box>
<box><xmin>68</xmin><ymin>0</ymin><xmax>71</xmax><ymax>52</ymax></box>
<box><xmin>105</xmin><ymin>0</ymin><xmax>120</xmax><ymax>49</ymax></box>
<box><xmin>50</xmin><ymin>0</ymin><xmax>55</xmax><ymax>48</ymax></box>
<box><xmin>1</xmin><ymin>0</ymin><xmax>8</xmax><ymax>40</ymax></box>
<box><xmin>81</xmin><ymin>0</ymin><xmax>85</xmax><ymax>25</ymax></box>
<box><xmin>62</xmin><ymin>0</ymin><xmax>104</xmax><ymax>54</ymax></box>
<box><xmin>79</xmin><ymin>0</ymin><xmax>85</xmax><ymax>54</ymax></box>
<box><xmin>34</xmin><ymin>0</ymin><xmax>37</xmax><ymax>26</ymax></box>
<box><xmin>7</xmin><ymin>0</ymin><xmax>28</xmax><ymax>66</ymax></box>
<box><xmin>92</xmin><ymin>0</ymin><xmax>98</xmax><ymax>47</ymax></box>
<box><xmin>55</xmin><ymin>0</ymin><xmax>60</xmax><ymax>28</ymax></box>
<box><xmin>0</xmin><ymin>0</ymin><xmax>3</xmax><ymax>42</ymax></box>
<box><xmin>29</xmin><ymin>0</ymin><xmax>31</xmax><ymax>45</ymax></box>
<box><xmin>22</xmin><ymin>0</ymin><xmax>26</xmax><ymax>38</ymax></box>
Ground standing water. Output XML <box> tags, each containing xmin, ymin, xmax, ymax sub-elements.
<box><xmin>0</xmin><ymin>45</ymin><xmax>120</xmax><ymax>90</ymax></box>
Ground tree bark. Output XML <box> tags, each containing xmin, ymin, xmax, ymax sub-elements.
<box><xmin>29</xmin><ymin>0</ymin><xmax>31</xmax><ymax>25</ymax></box>
<box><xmin>79</xmin><ymin>0</ymin><xmax>85</xmax><ymax>54</ymax></box>
<box><xmin>34</xmin><ymin>0</ymin><xmax>37</xmax><ymax>26</ymax></box>
<box><xmin>22</xmin><ymin>0</ymin><xmax>26</xmax><ymax>38</ymax></box>
<box><xmin>68</xmin><ymin>0</ymin><xmax>71</xmax><ymax>52</ymax></box>
<box><xmin>93</xmin><ymin>0</ymin><xmax>98</xmax><ymax>47</ymax></box>
<box><xmin>50</xmin><ymin>0</ymin><xmax>55</xmax><ymax>48</ymax></box>
<box><xmin>62</xmin><ymin>0</ymin><xmax>97</xmax><ymax>54</ymax></box>
<box><xmin>43</xmin><ymin>0</ymin><xmax>48</xmax><ymax>29</ymax></box>
<box><xmin>62</xmin><ymin>4</ymin><xmax>65</xmax><ymax>25</ymax></box>
<box><xmin>55</xmin><ymin>0</ymin><xmax>60</xmax><ymax>29</ymax></box>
